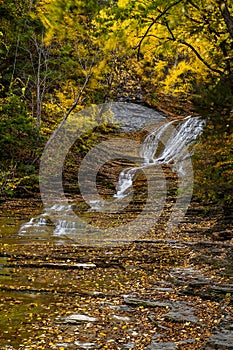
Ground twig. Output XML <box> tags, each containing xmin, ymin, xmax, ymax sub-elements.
<box><xmin>134</xmin><ymin>0</ymin><xmax>183</xmax><ymax>59</ymax></box>
<box><xmin>178</xmin><ymin>39</ymin><xmax>223</xmax><ymax>75</ymax></box>
<box><xmin>43</xmin><ymin>72</ymin><xmax>92</xmax><ymax>151</ymax></box>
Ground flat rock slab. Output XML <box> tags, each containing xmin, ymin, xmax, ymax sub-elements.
<box><xmin>123</xmin><ymin>296</ymin><xmax>198</xmax><ymax>324</ymax></box>
<box><xmin>164</xmin><ymin>300</ymin><xmax>198</xmax><ymax>324</ymax></box>
<box><xmin>56</xmin><ymin>341</ymin><xmax>100</xmax><ymax>349</ymax></box>
<box><xmin>146</xmin><ymin>341</ymin><xmax>177</xmax><ymax>350</ymax></box>
<box><xmin>110</xmin><ymin>103</ymin><xmax>166</xmax><ymax>132</ymax></box>
<box><xmin>122</xmin><ymin>342</ymin><xmax>135</xmax><ymax>349</ymax></box>
<box><xmin>111</xmin><ymin>315</ymin><xmax>131</xmax><ymax>322</ymax></box>
<box><xmin>204</xmin><ymin>330</ymin><xmax>233</xmax><ymax>349</ymax></box>
<box><xmin>169</xmin><ymin>267</ymin><xmax>211</xmax><ymax>286</ymax></box>
<box><xmin>74</xmin><ymin>341</ymin><xmax>100</xmax><ymax>349</ymax></box>
<box><xmin>123</xmin><ymin>295</ymin><xmax>170</xmax><ymax>308</ymax></box>
<box><xmin>62</xmin><ymin>314</ymin><xmax>98</xmax><ymax>324</ymax></box>
<box><xmin>154</xmin><ymin>287</ymin><xmax>174</xmax><ymax>292</ymax></box>
<box><xmin>208</xmin><ymin>284</ymin><xmax>233</xmax><ymax>294</ymax></box>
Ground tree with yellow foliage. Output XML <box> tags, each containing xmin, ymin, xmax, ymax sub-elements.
<box><xmin>97</xmin><ymin>0</ymin><xmax>233</xmax><ymax>212</ymax></box>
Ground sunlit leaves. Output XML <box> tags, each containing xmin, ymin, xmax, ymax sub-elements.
<box><xmin>98</xmin><ymin>0</ymin><xmax>233</xmax><ymax>96</ymax></box>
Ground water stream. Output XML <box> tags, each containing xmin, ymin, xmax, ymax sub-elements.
<box><xmin>18</xmin><ymin>114</ymin><xmax>205</xmax><ymax>238</ymax></box>
<box><xmin>115</xmin><ymin>116</ymin><xmax>205</xmax><ymax>199</ymax></box>
<box><xmin>1</xmin><ymin>107</ymin><xmax>233</xmax><ymax>349</ymax></box>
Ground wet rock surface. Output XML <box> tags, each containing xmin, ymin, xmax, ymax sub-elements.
<box><xmin>204</xmin><ymin>330</ymin><xmax>233</xmax><ymax>349</ymax></box>
<box><xmin>110</xmin><ymin>103</ymin><xmax>166</xmax><ymax>132</ymax></box>
<box><xmin>61</xmin><ymin>314</ymin><xmax>99</xmax><ymax>324</ymax></box>
<box><xmin>203</xmin><ymin>317</ymin><xmax>233</xmax><ymax>349</ymax></box>
<box><xmin>146</xmin><ymin>341</ymin><xmax>177</xmax><ymax>350</ymax></box>
<box><xmin>0</xmin><ymin>198</ymin><xmax>233</xmax><ymax>349</ymax></box>
<box><xmin>164</xmin><ymin>300</ymin><xmax>198</xmax><ymax>324</ymax></box>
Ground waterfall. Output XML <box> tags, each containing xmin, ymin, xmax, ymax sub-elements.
<box><xmin>113</xmin><ymin>167</ymin><xmax>138</xmax><ymax>199</ymax></box>
<box><xmin>19</xmin><ymin>114</ymin><xmax>205</xmax><ymax>238</ymax></box>
<box><xmin>114</xmin><ymin>116</ymin><xmax>205</xmax><ymax>199</ymax></box>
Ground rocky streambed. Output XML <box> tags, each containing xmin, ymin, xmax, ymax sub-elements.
<box><xmin>0</xmin><ymin>197</ymin><xmax>233</xmax><ymax>350</ymax></box>
<box><xmin>0</xmin><ymin>108</ymin><xmax>232</xmax><ymax>349</ymax></box>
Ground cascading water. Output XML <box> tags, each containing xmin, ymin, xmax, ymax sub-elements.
<box><xmin>19</xmin><ymin>114</ymin><xmax>205</xmax><ymax>237</ymax></box>
<box><xmin>114</xmin><ymin>116</ymin><xmax>205</xmax><ymax>199</ymax></box>
<box><xmin>151</xmin><ymin>116</ymin><xmax>205</xmax><ymax>164</ymax></box>
<box><xmin>18</xmin><ymin>203</ymin><xmax>75</xmax><ymax>236</ymax></box>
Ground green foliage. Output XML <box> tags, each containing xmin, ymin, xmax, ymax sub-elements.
<box><xmin>0</xmin><ymin>95</ymin><xmax>40</xmax><ymax>160</ymax></box>
<box><xmin>0</xmin><ymin>94</ymin><xmax>42</xmax><ymax>197</ymax></box>
<box><xmin>193</xmin><ymin>74</ymin><xmax>233</xmax><ymax>210</ymax></box>
<box><xmin>63</xmin><ymin>123</ymin><xmax>119</xmax><ymax>193</ymax></box>
<box><xmin>0</xmin><ymin>168</ymin><xmax>33</xmax><ymax>197</ymax></box>
<box><xmin>193</xmin><ymin>116</ymin><xmax>233</xmax><ymax>210</ymax></box>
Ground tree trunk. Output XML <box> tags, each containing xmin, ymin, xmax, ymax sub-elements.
<box><xmin>219</xmin><ymin>1</ymin><xmax>233</xmax><ymax>39</ymax></box>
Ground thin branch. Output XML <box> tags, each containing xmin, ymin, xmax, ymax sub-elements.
<box><xmin>165</xmin><ymin>20</ymin><xmax>176</xmax><ymax>41</ymax></box>
<box><xmin>135</xmin><ymin>20</ymin><xmax>156</xmax><ymax>59</ymax></box>
<box><xmin>178</xmin><ymin>39</ymin><xmax>223</xmax><ymax>74</ymax></box>
<box><xmin>184</xmin><ymin>10</ymin><xmax>224</xmax><ymax>39</ymax></box>
<box><xmin>184</xmin><ymin>13</ymin><xmax>203</xmax><ymax>25</ymax></box>
<box><xmin>44</xmin><ymin>72</ymin><xmax>92</xmax><ymax>151</ymax></box>
<box><xmin>63</xmin><ymin>73</ymin><xmax>92</xmax><ymax>122</ymax></box>
<box><xmin>163</xmin><ymin>19</ymin><xmax>223</xmax><ymax>75</ymax></box>
<box><xmin>36</xmin><ymin>37</ymin><xmax>42</xmax><ymax>129</ymax></box>
<box><xmin>185</xmin><ymin>0</ymin><xmax>200</xmax><ymax>11</ymax></box>
<box><xmin>138</xmin><ymin>34</ymin><xmax>164</xmax><ymax>40</ymax></box>
<box><xmin>134</xmin><ymin>0</ymin><xmax>184</xmax><ymax>59</ymax></box>
<box><xmin>10</xmin><ymin>33</ymin><xmax>20</xmax><ymax>90</ymax></box>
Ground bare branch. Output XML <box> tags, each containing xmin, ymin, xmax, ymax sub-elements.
<box><xmin>185</xmin><ymin>0</ymin><xmax>200</xmax><ymax>11</ymax></box>
<box><xmin>134</xmin><ymin>0</ymin><xmax>184</xmax><ymax>59</ymax></box>
<box><xmin>135</xmin><ymin>20</ymin><xmax>156</xmax><ymax>59</ymax></box>
<box><xmin>163</xmin><ymin>14</ymin><xmax>224</xmax><ymax>75</ymax></box>
<box><xmin>10</xmin><ymin>34</ymin><xmax>20</xmax><ymax>90</ymax></box>
<box><xmin>184</xmin><ymin>13</ymin><xmax>203</xmax><ymax>25</ymax></box>
<box><xmin>138</xmin><ymin>34</ymin><xmax>164</xmax><ymax>40</ymax></box>
<box><xmin>63</xmin><ymin>73</ymin><xmax>92</xmax><ymax>121</ymax></box>
<box><xmin>165</xmin><ymin>20</ymin><xmax>176</xmax><ymax>41</ymax></box>
<box><xmin>44</xmin><ymin>72</ymin><xmax>92</xmax><ymax>151</ymax></box>
<box><xmin>178</xmin><ymin>40</ymin><xmax>223</xmax><ymax>75</ymax></box>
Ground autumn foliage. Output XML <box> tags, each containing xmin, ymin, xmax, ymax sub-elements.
<box><xmin>0</xmin><ymin>0</ymin><xmax>232</xmax><ymax>211</ymax></box>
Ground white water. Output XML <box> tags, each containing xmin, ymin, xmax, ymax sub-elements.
<box><xmin>114</xmin><ymin>116</ymin><xmax>205</xmax><ymax>199</ymax></box>
<box><xmin>19</xmin><ymin>203</ymin><xmax>75</xmax><ymax>235</ymax></box>
<box><xmin>19</xmin><ymin>115</ymin><xmax>205</xmax><ymax>237</ymax></box>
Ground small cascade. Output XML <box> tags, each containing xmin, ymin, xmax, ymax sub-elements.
<box><xmin>53</xmin><ymin>218</ymin><xmax>77</xmax><ymax>235</ymax></box>
<box><xmin>114</xmin><ymin>167</ymin><xmax>138</xmax><ymax>199</ymax></box>
<box><xmin>139</xmin><ymin>119</ymin><xmax>177</xmax><ymax>163</ymax></box>
<box><xmin>19</xmin><ymin>217</ymin><xmax>48</xmax><ymax>233</ymax></box>
<box><xmin>19</xmin><ymin>203</ymin><xmax>75</xmax><ymax>236</ymax></box>
<box><xmin>146</xmin><ymin>116</ymin><xmax>205</xmax><ymax>164</ymax></box>
<box><xmin>114</xmin><ymin>116</ymin><xmax>205</xmax><ymax>199</ymax></box>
